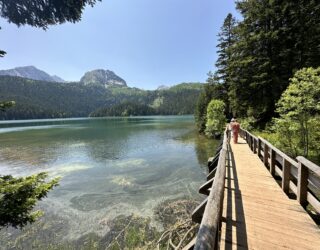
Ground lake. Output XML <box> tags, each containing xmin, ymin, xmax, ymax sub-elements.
<box><xmin>0</xmin><ymin>116</ymin><xmax>218</xmax><ymax>249</ymax></box>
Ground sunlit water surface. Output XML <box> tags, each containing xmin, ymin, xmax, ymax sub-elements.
<box><xmin>0</xmin><ymin>116</ymin><xmax>218</xmax><ymax>249</ymax></box>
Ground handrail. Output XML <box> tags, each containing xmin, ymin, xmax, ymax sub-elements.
<box><xmin>296</xmin><ymin>156</ymin><xmax>320</xmax><ymax>177</ymax></box>
<box><xmin>193</xmin><ymin>127</ymin><xmax>229</xmax><ymax>250</ymax></box>
<box><xmin>258</xmin><ymin>136</ymin><xmax>298</xmax><ymax>168</ymax></box>
<box><xmin>240</xmin><ymin>128</ymin><xmax>320</xmax><ymax>213</ymax></box>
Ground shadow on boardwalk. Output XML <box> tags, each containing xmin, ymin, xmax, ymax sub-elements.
<box><xmin>222</xmin><ymin>144</ymin><xmax>248</xmax><ymax>249</ymax></box>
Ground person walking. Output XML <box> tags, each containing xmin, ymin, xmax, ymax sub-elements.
<box><xmin>231</xmin><ymin>119</ymin><xmax>240</xmax><ymax>143</ymax></box>
<box><xmin>228</xmin><ymin>118</ymin><xmax>235</xmax><ymax>141</ymax></box>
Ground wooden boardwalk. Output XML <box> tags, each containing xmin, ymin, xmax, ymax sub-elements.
<box><xmin>220</xmin><ymin>137</ymin><xmax>320</xmax><ymax>249</ymax></box>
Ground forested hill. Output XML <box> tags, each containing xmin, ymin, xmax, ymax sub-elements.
<box><xmin>0</xmin><ymin>76</ymin><xmax>203</xmax><ymax>119</ymax></box>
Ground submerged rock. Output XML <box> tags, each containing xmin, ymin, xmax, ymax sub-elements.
<box><xmin>0</xmin><ymin>198</ymin><xmax>199</xmax><ymax>249</ymax></box>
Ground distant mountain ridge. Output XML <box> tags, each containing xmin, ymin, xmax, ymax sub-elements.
<box><xmin>0</xmin><ymin>66</ymin><xmax>65</xmax><ymax>83</ymax></box>
<box><xmin>0</xmin><ymin>66</ymin><xmax>128</xmax><ymax>87</ymax></box>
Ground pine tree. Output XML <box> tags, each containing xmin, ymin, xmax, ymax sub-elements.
<box><xmin>214</xmin><ymin>13</ymin><xmax>237</xmax><ymax>115</ymax></box>
<box><xmin>195</xmin><ymin>14</ymin><xmax>237</xmax><ymax>132</ymax></box>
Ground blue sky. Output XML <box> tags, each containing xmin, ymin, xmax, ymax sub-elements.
<box><xmin>0</xmin><ymin>0</ymin><xmax>238</xmax><ymax>89</ymax></box>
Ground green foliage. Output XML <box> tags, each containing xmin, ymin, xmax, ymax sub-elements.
<box><xmin>0</xmin><ymin>100</ymin><xmax>15</xmax><ymax>111</ymax></box>
<box><xmin>195</xmin><ymin>74</ymin><xmax>226</xmax><ymax>133</ymax></box>
<box><xmin>272</xmin><ymin>67</ymin><xmax>320</xmax><ymax>158</ymax></box>
<box><xmin>276</xmin><ymin>68</ymin><xmax>320</xmax><ymax>117</ymax></box>
<box><xmin>0</xmin><ymin>172</ymin><xmax>60</xmax><ymax>228</ymax></box>
<box><xmin>205</xmin><ymin>99</ymin><xmax>226</xmax><ymax>138</ymax></box>
<box><xmin>0</xmin><ymin>50</ymin><xmax>5</xmax><ymax>57</ymax></box>
<box><xmin>0</xmin><ymin>0</ymin><xmax>101</xmax><ymax>29</ymax></box>
<box><xmin>239</xmin><ymin>117</ymin><xmax>256</xmax><ymax>131</ymax></box>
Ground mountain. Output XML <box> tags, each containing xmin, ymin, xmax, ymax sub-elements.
<box><xmin>0</xmin><ymin>75</ymin><xmax>203</xmax><ymax>119</ymax></box>
<box><xmin>157</xmin><ymin>85</ymin><xmax>169</xmax><ymax>90</ymax></box>
<box><xmin>51</xmin><ymin>75</ymin><xmax>65</xmax><ymax>83</ymax></box>
<box><xmin>0</xmin><ymin>66</ymin><xmax>65</xmax><ymax>83</ymax></box>
<box><xmin>80</xmin><ymin>69</ymin><xmax>127</xmax><ymax>87</ymax></box>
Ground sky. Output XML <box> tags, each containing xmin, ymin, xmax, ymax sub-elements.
<box><xmin>0</xmin><ymin>0</ymin><xmax>238</xmax><ymax>90</ymax></box>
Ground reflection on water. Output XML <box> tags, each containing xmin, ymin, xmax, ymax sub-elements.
<box><xmin>0</xmin><ymin>116</ymin><xmax>219</xmax><ymax>249</ymax></box>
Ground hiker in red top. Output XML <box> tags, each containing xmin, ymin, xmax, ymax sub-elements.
<box><xmin>231</xmin><ymin>119</ymin><xmax>240</xmax><ymax>143</ymax></box>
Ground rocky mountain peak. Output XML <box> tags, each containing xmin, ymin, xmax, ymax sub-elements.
<box><xmin>157</xmin><ymin>85</ymin><xmax>169</xmax><ymax>90</ymax></box>
<box><xmin>80</xmin><ymin>69</ymin><xmax>127</xmax><ymax>87</ymax></box>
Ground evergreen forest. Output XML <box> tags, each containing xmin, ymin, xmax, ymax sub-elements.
<box><xmin>196</xmin><ymin>0</ymin><xmax>320</xmax><ymax>161</ymax></box>
<box><xmin>0</xmin><ymin>76</ymin><xmax>202</xmax><ymax>119</ymax></box>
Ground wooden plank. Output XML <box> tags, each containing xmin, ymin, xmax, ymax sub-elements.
<box><xmin>199</xmin><ymin>178</ymin><xmax>214</xmax><ymax>195</ymax></box>
<box><xmin>275</xmin><ymin>165</ymin><xmax>282</xmax><ymax>176</ymax></box>
<box><xmin>182</xmin><ymin>237</ymin><xmax>196</xmax><ymax>250</ymax></box>
<box><xmin>221</xmin><ymin>223</ymin><xmax>319</xmax><ymax>250</ymax></box>
<box><xmin>208</xmin><ymin>152</ymin><xmax>219</xmax><ymax>168</ymax></box>
<box><xmin>307</xmin><ymin>192</ymin><xmax>320</xmax><ymax>214</ymax></box>
<box><xmin>192</xmin><ymin>197</ymin><xmax>208</xmax><ymax>224</ymax></box>
<box><xmin>289</xmin><ymin>180</ymin><xmax>298</xmax><ymax>195</ymax></box>
<box><xmin>207</xmin><ymin>167</ymin><xmax>217</xmax><ymax>181</ymax></box>
<box><xmin>215</xmin><ymin>144</ymin><xmax>223</xmax><ymax>154</ymax></box>
<box><xmin>208</xmin><ymin>156</ymin><xmax>218</xmax><ymax>172</ymax></box>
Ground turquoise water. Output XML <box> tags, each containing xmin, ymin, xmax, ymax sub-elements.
<box><xmin>0</xmin><ymin>116</ymin><xmax>218</xmax><ymax>248</ymax></box>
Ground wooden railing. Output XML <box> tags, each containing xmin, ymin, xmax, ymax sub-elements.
<box><xmin>240</xmin><ymin>128</ymin><xmax>320</xmax><ymax>213</ymax></box>
<box><xmin>185</xmin><ymin>127</ymin><xmax>320</xmax><ymax>250</ymax></box>
<box><xmin>188</xmin><ymin>128</ymin><xmax>229</xmax><ymax>250</ymax></box>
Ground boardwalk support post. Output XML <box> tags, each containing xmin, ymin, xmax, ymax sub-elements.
<box><xmin>282</xmin><ymin>158</ymin><xmax>290</xmax><ymax>194</ymax></box>
<box><xmin>297</xmin><ymin>160</ymin><xmax>308</xmax><ymax>207</ymax></box>
<box><xmin>253</xmin><ymin>138</ymin><xmax>257</xmax><ymax>154</ymax></box>
<box><xmin>263</xmin><ymin>144</ymin><xmax>269</xmax><ymax>167</ymax></box>
<box><xmin>270</xmin><ymin>149</ymin><xmax>275</xmax><ymax>175</ymax></box>
<box><xmin>258</xmin><ymin>138</ymin><xmax>261</xmax><ymax>157</ymax></box>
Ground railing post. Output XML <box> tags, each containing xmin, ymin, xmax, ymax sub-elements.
<box><xmin>282</xmin><ymin>158</ymin><xmax>290</xmax><ymax>194</ymax></box>
<box><xmin>263</xmin><ymin>144</ymin><xmax>269</xmax><ymax>167</ymax></box>
<box><xmin>258</xmin><ymin>138</ymin><xmax>261</xmax><ymax>157</ymax></box>
<box><xmin>270</xmin><ymin>149</ymin><xmax>275</xmax><ymax>175</ymax></box>
<box><xmin>297</xmin><ymin>160</ymin><xmax>308</xmax><ymax>207</ymax></box>
<box><xmin>253</xmin><ymin>139</ymin><xmax>257</xmax><ymax>154</ymax></box>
